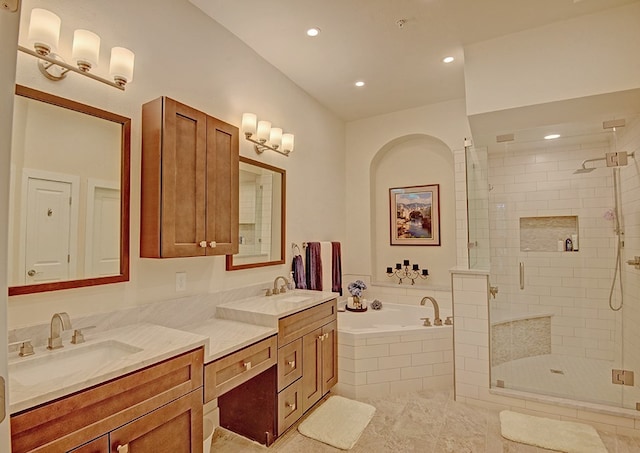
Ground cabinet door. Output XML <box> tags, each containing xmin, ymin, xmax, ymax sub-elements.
<box><xmin>205</xmin><ymin>116</ymin><xmax>239</xmax><ymax>256</ymax></box>
<box><xmin>141</xmin><ymin>97</ymin><xmax>207</xmax><ymax>258</ymax></box>
<box><xmin>162</xmin><ymin>99</ymin><xmax>208</xmax><ymax>257</ymax></box>
<box><xmin>69</xmin><ymin>435</ymin><xmax>109</xmax><ymax>453</ymax></box>
<box><xmin>321</xmin><ymin>319</ymin><xmax>338</xmax><ymax>394</ymax></box>
<box><xmin>301</xmin><ymin>327</ymin><xmax>323</xmax><ymax>412</ymax></box>
<box><xmin>109</xmin><ymin>391</ymin><xmax>203</xmax><ymax>453</ymax></box>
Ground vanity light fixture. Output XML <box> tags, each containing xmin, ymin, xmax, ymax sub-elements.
<box><xmin>19</xmin><ymin>8</ymin><xmax>135</xmax><ymax>91</ymax></box>
<box><xmin>242</xmin><ymin>113</ymin><xmax>295</xmax><ymax>156</ymax></box>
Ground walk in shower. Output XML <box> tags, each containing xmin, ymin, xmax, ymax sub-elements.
<box><xmin>467</xmin><ymin>115</ymin><xmax>640</xmax><ymax>412</ymax></box>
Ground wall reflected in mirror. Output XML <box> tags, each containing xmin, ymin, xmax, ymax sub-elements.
<box><xmin>226</xmin><ymin>157</ymin><xmax>285</xmax><ymax>270</ymax></box>
<box><xmin>8</xmin><ymin>85</ymin><xmax>130</xmax><ymax>296</ymax></box>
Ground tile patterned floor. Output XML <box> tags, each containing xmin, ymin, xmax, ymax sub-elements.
<box><xmin>210</xmin><ymin>389</ymin><xmax>640</xmax><ymax>452</ymax></box>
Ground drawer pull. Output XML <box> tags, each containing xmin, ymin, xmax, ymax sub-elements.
<box><xmin>116</xmin><ymin>444</ymin><xmax>129</xmax><ymax>453</ymax></box>
<box><xmin>243</xmin><ymin>361</ymin><xmax>252</xmax><ymax>371</ymax></box>
<box><xmin>286</xmin><ymin>402</ymin><xmax>296</xmax><ymax>412</ymax></box>
<box><xmin>287</xmin><ymin>360</ymin><xmax>296</xmax><ymax>368</ymax></box>
<box><xmin>318</xmin><ymin>332</ymin><xmax>329</xmax><ymax>341</ymax></box>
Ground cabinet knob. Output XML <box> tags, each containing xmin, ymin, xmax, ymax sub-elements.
<box><xmin>286</xmin><ymin>402</ymin><xmax>296</xmax><ymax>412</ymax></box>
<box><xmin>288</xmin><ymin>360</ymin><xmax>296</xmax><ymax>368</ymax></box>
<box><xmin>243</xmin><ymin>361</ymin><xmax>252</xmax><ymax>371</ymax></box>
<box><xmin>116</xmin><ymin>444</ymin><xmax>129</xmax><ymax>453</ymax></box>
<box><xmin>27</xmin><ymin>269</ymin><xmax>36</xmax><ymax>277</ymax></box>
<box><xmin>209</xmin><ymin>241</ymin><xmax>217</xmax><ymax>248</ymax></box>
<box><xmin>199</xmin><ymin>241</ymin><xmax>207</xmax><ymax>248</ymax></box>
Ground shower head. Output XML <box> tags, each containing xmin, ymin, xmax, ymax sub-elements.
<box><xmin>573</xmin><ymin>167</ymin><xmax>596</xmax><ymax>174</ymax></box>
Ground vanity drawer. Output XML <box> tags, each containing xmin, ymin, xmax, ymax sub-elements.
<box><xmin>277</xmin><ymin>379</ymin><xmax>303</xmax><ymax>435</ymax></box>
<box><xmin>278</xmin><ymin>299</ymin><xmax>337</xmax><ymax>346</ymax></box>
<box><xmin>205</xmin><ymin>335</ymin><xmax>277</xmax><ymax>402</ymax></box>
<box><xmin>277</xmin><ymin>338</ymin><xmax>303</xmax><ymax>392</ymax></box>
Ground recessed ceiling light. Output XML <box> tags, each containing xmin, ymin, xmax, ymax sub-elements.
<box><xmin>306</xmin><ymin>27</ymin><xmax>321</xmax><ymax>37</ymax></box>
<box><xmin>544</xmin><ymin>134</ymin><xmax>561</xmax><ymax>140</ymax></box>
<box><xmin>442</xmin><ymin>56</ymin><xmax>454</xmax><ymax>63</ymax></box>
<box><xmin>355</xmin><ymin>81</ymin><xmax>365</xmax><ymax>87</ymax></box>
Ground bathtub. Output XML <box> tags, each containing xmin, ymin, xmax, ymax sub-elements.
<box><xmin>334</xmin><ymin>302</ymin><xmax>454</xmax><ymax>399</ymax></box>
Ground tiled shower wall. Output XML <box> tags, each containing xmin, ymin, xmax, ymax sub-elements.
<box><xmin>619</xmin><ymin>116</ymin><xmax>640</xmax><ymax>383</ymax></box>
<box><xmin>488</xmin><ymin>137</ymin><xmax>623</xmax><ymax>362</ymax></box>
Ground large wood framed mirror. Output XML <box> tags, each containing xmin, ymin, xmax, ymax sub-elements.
<box><xmin>8</xmin><ymin>85</ymin><xmax>130</xmax><ymax>296</ymax></box>
<box><xmin>226</xmin><ymin>156</ymin><xmax>285</xmax><ymax>270</ymax></box>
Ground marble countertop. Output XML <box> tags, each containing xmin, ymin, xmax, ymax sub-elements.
<box><xmin>214</xmin><ymin>289</ymin><xmax>338</xmax><ymax>328</ymax></box>
<box><xmin>8</xmin><ymin>323</ymin><xmax>208</xmax><ymax>414</ymax></box>
<box><xmin>183</xmin><ymin>318</ymin><xmax>277</xmax><ymax>362</ymax></box>
<box><xmin>8</xmin><ymin>289</ymin><xmax>338</xmax><ymax>415</ymax></box>
<box><xmin>490</xmin><ymin>309</ymin><xmax>554</xmax><ymax>325</ymax></box>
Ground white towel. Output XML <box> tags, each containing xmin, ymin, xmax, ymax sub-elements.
<box><xmin>320</xmin><ymin>241</ymin><xmax>333</xmax><ymax>292</ymax></box>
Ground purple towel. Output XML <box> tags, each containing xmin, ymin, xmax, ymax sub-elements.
<box><xmin>332</xmin><ymin>242</ymin><xmax>342</xmax><ymax>295</ymax></box>
<box><xmin>306</xmin><ymin>242</ymin><xmax>323</xmax><ymax>290</ymax></box>
<box><xmin>292</xmin><ymin>255</ymin><xmax>307</xmax><ymax>289</ymax></box>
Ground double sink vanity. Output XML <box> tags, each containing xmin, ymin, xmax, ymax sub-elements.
<box><xmin>8</xmin><ymin>289</ymin><xmax>338</xmax><ymax>452</ymax></box>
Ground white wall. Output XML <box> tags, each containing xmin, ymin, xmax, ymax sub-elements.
<box><xmin>344</xmin><ymin>99</ymin><xmax>472</xmax><ymax>290</ymax></box>
<box><xmin>464</xmin><ymin>2</ymin><xmax>640</xmax><ymax>116</ymax></box>
<box><xmin>8</xmin><ymin>0</ymin><xmax>346</xmax><ymax>328</ymax></box>
<box><xmin>371</xmin><ymin>136</ymin><xmax>455</xmax><ymax>288</ymax></box>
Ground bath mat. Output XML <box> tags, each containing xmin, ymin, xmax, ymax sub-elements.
<box><xmin>500</xmin><ymin>410</ymin><xmax>608</xmax><ymax>453</ymax></box>
<box><xmin>298</xmin><ymin>395</ymin><xmax>376</xmax><ymax>450</ymax></box>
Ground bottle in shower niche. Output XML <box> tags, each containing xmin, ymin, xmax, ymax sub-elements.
<box><xmin>565</xmin><ymin>237</ymin><xmax>573</xmax><ymax>251</ymax></box>
<box><xmin>571</xmin><ymin>233</ymin><xmax>578</xmax><ymax>251</ymax></box>
<box><xmin>557</xmin><ymin>239</ymin><xmax>564</xmax><ymax>252</ymax></box>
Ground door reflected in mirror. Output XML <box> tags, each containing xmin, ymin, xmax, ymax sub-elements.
<box><xmin>8</xmin><ymin>85</ymin><xmax>130</xmax><ymax>296</ymax></box>
<box><xmin>226</xmin><ymin>157</ymin><xmax>285</xmax><ymax>270</ymax></box>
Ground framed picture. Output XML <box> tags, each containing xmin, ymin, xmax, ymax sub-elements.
<box><xmin>389</xmin><ymin>184</ymin><xmax>440</xmax><ymax>246</ymax></box>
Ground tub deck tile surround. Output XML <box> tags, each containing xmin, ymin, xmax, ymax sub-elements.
<box><xmin>336</xmin><ymin>306</ymin><xmax>454</xmax><ymax>399</ymax></box>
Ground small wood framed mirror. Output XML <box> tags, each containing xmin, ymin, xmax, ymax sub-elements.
<box><xmin>226</xmin><ymin>156</ymin><xmax>285</xmax><ymax>270</ymax></box>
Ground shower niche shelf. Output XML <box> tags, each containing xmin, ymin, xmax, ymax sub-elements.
<box><xmin>519</xmin><ymin>216</ymin><xmax>578</xmax><ymax>252</ymax></box>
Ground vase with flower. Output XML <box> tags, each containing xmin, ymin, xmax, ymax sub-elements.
<box><xmin>346</xmin><ymin>280</ymin><xmax>368</xmax><ymax>312</ymax></box>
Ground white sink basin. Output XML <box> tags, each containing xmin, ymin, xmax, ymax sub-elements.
<box><xmin>279</xmin><ymin>296</ymin><xmax>311</xmax><ymax>303</ymax></box>
<box><xmin>10</xmin><ymin>340</ymin><xmax>143</xmax><ymax>387</ymax></box>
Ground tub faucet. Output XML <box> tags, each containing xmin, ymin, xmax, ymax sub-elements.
<box><xmin>47</xmin><ymin>312</ymin><xmax>72</xmax><ymax>350</ymax></box>
<box><xmin>420</xmin><ymin>296</ymin><xmax>442</xmax><ymax>326</ymax></box>
<box><xmin>272</xmin><ymin>276</ymin><xmax>288</xmax><ymax>295</ymax></box>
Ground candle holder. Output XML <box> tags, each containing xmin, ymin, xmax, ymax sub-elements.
<box><xmin>386</xmin><ymin>260</ymin><xmax>428</xmax><ymax>285</ymax></box>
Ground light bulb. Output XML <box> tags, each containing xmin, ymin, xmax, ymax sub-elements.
<box><xmin>242</xmin><ymin>113</ymin><xmax>257</xmax><ymax>137</ymax></box>
<box><xmin>109</xmin><ymin>47</ymin><xmax>135</xmax><ymax>87</ymax></box>
<box><xmin>257</xmin><ymin>121</ymin><xmax>271</xmax><ymax>142</ymax></box>
<box><xmin>72</xmin><ymin>29</ymin><xmax>100</xmax><ymax>72</ymax></box>
<box><xmin>28</xmin><ymin>8</ymin><xmax>61</xmax><ymax>55</ymax></box>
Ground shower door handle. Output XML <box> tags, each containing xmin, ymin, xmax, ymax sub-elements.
<box><xmin>519</xmin><ymin>262</ymin><xmax>525</xmax><ymax>290</ymax></box>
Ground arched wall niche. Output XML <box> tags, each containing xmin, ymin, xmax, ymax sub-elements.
<box><xmin>369</xmin><ymin>133</ymin><xmax>457</xmax><ymax>289</ymax></box>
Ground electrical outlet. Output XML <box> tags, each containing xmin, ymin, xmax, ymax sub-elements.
<box><xmin>175</xmin><ymin>272</ymin><xmax>187</xmax><ymax>291</ymax></box>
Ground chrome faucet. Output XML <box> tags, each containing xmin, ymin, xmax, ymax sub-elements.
<box><xmin>420</xmin><ymin>296</ymin><xmax>442</xmax><ymax>326</ymax></box>
<box><xmin>47</xmin><ymin>312</ymin><xmax>72</xmax><ymax>350</ymax></box>
<box><xmin>272</xmin><ymin>276</ymin><xmax>288</xmax><ymax>295</ymax></box>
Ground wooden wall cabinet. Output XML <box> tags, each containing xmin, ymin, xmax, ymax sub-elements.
<box><xmin>11</xmin><ymin>349</ymin><xmax>204</xmax><ymax>453</ymax></box>
<box><xmin>141</xmin><ymin>96</ymin><xmax>239</xmax><ymax>258</ymax></box>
